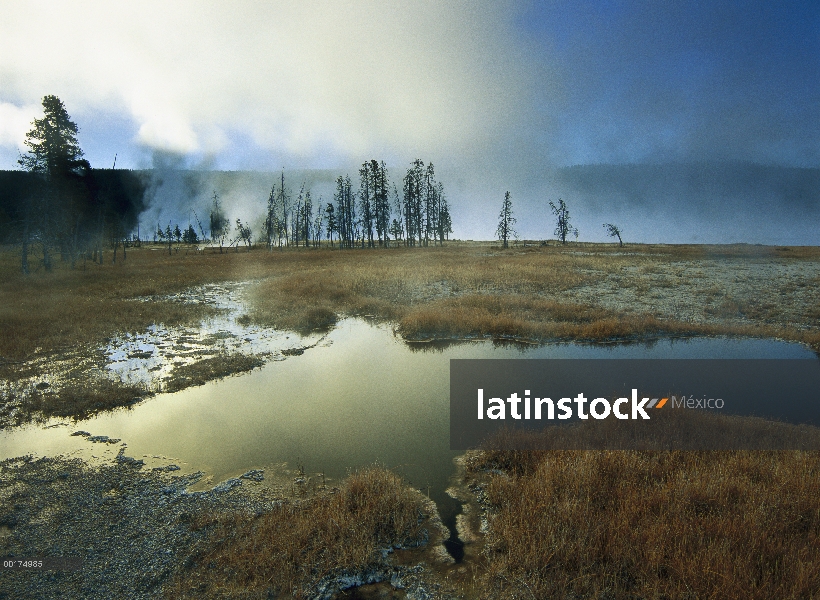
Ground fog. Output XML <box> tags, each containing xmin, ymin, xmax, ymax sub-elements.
<box><xmin>1</xmin><ymin>1</ymin><xmax>817</xmax><ymax>244</ymax></box>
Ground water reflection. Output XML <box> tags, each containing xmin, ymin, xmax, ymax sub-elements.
<box><xmin>1</xmin><ymin>318</ymin><xmax>816</xmax><ymax>558</ymax></box>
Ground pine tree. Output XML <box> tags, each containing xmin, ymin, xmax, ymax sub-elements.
<box><xmin>496</xmin><ymin>191</ymin><xmax>517</xmax><ymax>249</ymax></box>
<box><xmin>18</xmin><ymin>95</ymin><xmax>90</xmax><ymax>272</ymax></box>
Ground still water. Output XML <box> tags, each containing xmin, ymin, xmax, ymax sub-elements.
<box><xmin>2</xmin><ymin>318</ymin><xmax>816</xmax><ymax>556</ymax></box>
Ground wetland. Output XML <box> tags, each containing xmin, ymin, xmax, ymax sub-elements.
<box><xmin>2</xmin><ymin>241</ymin><xmax>820</xmax><ymax>598</ymax></box>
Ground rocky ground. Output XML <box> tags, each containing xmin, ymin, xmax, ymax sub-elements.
<box><xmin>0</xmin><ymin>452</ymin><xmax>456</xmax><ymax>600</ymax></box>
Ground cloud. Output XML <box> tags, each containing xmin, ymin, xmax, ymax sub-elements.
<box><xmin>0</xmin><ymin>102</ymin><xmax>39</xmax><ymax>150</ymax></box>
<box><xmin>0</xmin><ymin>1</ymin><xmax>539</xmax><ymax>165</ymax></box>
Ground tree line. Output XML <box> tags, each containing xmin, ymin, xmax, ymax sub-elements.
<box><xmin>257</xmin><ymin>158</ymin><xmax>452</xmax><ymax>251</ymax></box>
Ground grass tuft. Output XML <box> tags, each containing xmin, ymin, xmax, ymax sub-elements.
<box><xmin>169</xmin><ymin>466</ymin><xmax>433</xmax><ymax>599</ymax></box>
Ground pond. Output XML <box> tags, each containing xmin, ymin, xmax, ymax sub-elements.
<box><xmin>1</xmin><ymin>318</ymin><xmax>816</xmax><ymax>560</ymax></box>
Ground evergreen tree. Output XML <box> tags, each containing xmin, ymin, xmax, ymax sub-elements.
<box><xmin>496</xmin><ymin>191</ymin><xmax>517</xmax><ymax>248</ymax></box>
<box><xmin>182</xmin><ymin>224</ymin><xmax>198</xmax><ymax>244</ymax></box>
<box><xmin>18</xmin><ymin>95</ymin><xmax>90</xmax><ymax>272</ymax></box>
<box><xmin>325</xmin><ymin>203</ymin><xmax>337</xmax><ymax>248</ymax></box>
<box><xmin>209</xmin><ymin>191</ymin><xmax>228</xmax><ymax>253</ymax></box>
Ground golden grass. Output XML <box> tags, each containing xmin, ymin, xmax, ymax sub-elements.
<box><xmin>168</xmin><ymin>466</ymin><xmax>433</xmax><ymax>599</ymax></box>
<box><xmin>164</xmin><ymin>354</ymin><xmax>265</xmax><ymax>393</ymax></box>
<box><xmin>0</xmin><ymin>245</ymin><xmax>276</xmax><ymax>366</ymax></box>
<box><xmin>3</xmin><ymin>242</ymin><xmax>819</xmax><ymax>365</ymax></box>
<box><xmin>465</xmin><ymin>447</ymin><xmax>820</xmax><ymax>599</ymax></box>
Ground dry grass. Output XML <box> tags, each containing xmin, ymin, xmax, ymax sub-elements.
<box><xmin>0</xmin><ymin>378</ymin><xmax>147</xmax><ymax>427</ymax></box>
<box><xmin>465</xmin><ymin>447</ymin><xmax>820</xmax><ymax>599</ymax></box>
<box><xmin>0</xmin><ymin>245</ymin><xmax>276</xmax><ymax>367</ymax></box>
<box><xmin>3</xmin><ymin>241</ymin><xmax>819</xmax><ymax>365</ymax></box>
<box><xmin>244</xmin><ymin>242</ymin><xmax>820</xmax><ymax>350</ymax></box>
<box><xmin>168</xmin><ymin>466</ymin><xmax>434</xmax><ymax>599</ymax></box>
<box><xmin>2</xmin><ymin>241</ymin><xmax>819</xmax><ymax>426</ymax></box>
<box><xmin>163</xmin><ymin>354</ymin><xmax>265</xmax><ymax>393</ymax></box>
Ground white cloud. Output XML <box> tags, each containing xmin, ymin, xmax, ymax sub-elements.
<box><xmin>0</xmin><ymin>102</ymin><xmax>38</xmax><ymax>149</ymax></box>
<box><xmin>0</xmin><ymin>1</ymin><xmax>539</xmax><ymax>164</ymax></box>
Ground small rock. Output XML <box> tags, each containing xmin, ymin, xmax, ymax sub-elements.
<box><xmin>213</xmin><ymin>478</ymin><xmax>242</xmax><ymax>493</ymax></box>
<box><xmin>240</xmin><ymin>469</ymin><xmax>264</xmax><ymax>482</ymax></box>
<box><xmin>116</xmin><ymin>454</ymin><xmax>145</xmax><ymax>468</ymax></box>
<box><xmin>153</xmin><ymin>465</ymin><xmax>181</xmax><ymax>473</ymax></box>
<box><xmin>71</xmin><ymin>431</ymin><xmax>91</xmax><ymax>437</ymax></box>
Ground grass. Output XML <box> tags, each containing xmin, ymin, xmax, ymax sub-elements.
<box><xmin>242</xmin><ymin>242</ymin><xmax>820</xmax><ymax>351</ymax></box>
<box><xmin>464</xmin><ymin>446</ymin><xmax>820</xmax><ymax>599</ymax></box>
<box><xmin>0</xmin><ymin>378</ymin><xmax>148</xmax><ymax>427</ymax></box>
<box><xmin>168</xmin><ymin>466</ymin><xmax>435</xmax><ymax>599</ymax></box>
<box><xmin>2</xmin><ymin>242</ymin><xmax>819</xmax><ymax>596</ymax></box>
<box><xmin>2</xmin><ymin>241</ymin><xmax>819</xmax><ymax>366</ymax></box>
<box><xmin>2</xmin><ymin>240</ymin><xmax>819</xmax><ymax>425</ymax></box>
<box><xmin>0</xmin><ymin>245</ymin><xmax>274</xmax><ymax>367</ymax></box>
<box><xmin>164</xmin><ymin>354</ymin><xmax>265</xmax><ymax>393</ymax></box>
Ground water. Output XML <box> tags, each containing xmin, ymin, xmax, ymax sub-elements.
<box><xmin>1</xmin><ymin>318</ymin><xmax>816</xmax><ymax>561</ymax></box>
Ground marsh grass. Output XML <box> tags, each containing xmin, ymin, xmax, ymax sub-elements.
<box><xmin>169</xmin><ymin>467</ymin><xmax>432</xmax><ymax>599</ymax></box>
<box><xmin>2</xmin><ymin>242</ymin><xmax>819</xmax><ymax>426</ymax></box>
<box><xmin>163</xmin><ymin>354</ymin><xmax>265</xmax><ymax>393</ymax></box>
<box><xmin>465</xmin><ymin>445</ymin><xmax>820</xmax><ymax>599</ymax></box>
<box><xmin>3</xmin><ymin>242</ymin><xmax>819</xmax><ymax>365</ymax></box>
<box><xmin>0</xmin><ymin>378</ymin><xmax>148</xmax><ymax>427</ymax></box>
<box><xmin>0</xmin><ymin>246</ymin><xmax>275</xmax><ymax>367</ymax></box>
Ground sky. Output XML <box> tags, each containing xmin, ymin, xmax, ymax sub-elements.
<box><xmin>1</xmin><ymin>1</ymin><xmax>818</xmax><ymax>243</ymax></box>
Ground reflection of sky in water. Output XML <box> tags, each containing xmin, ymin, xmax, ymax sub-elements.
<box><xmin>103</xmin><ymin>282</ymin><xmax>321</xmax><ymax>387</ymax></box>
<box><xmin>3</xmin><ymin>319</ymin><xmax>816</xmax><ymax>518</ymax></box>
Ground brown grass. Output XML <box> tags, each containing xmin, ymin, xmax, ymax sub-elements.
<box><xmin>164</xmin><ymin>354</ymin><xmax>265</xmax><ymax>393</ymax></box>
<box><xmin>168</xmin><ymin>466</ymin><xmax>434</xmax><ymax>599</ymax></box>
<box><xmin>465</xmin><ymin>448</ymin><xmax>820</xmax><ymax>599</ymax></box>
<box><xmin>2</xmin><ymin>241</ymin><xmax>819</xmax><ymax>426</ymax></box>
<box><xmin>0</xmin><ymin>245</ymin><xmax>278</xmax><ymax>367</ymax></box>
<box><xmin>0</xmin><ymin>378</ymin><xmax>148</xmax><ymax>427</ymax></box>
<box><xmin>243</xmin><ymin>242</ymin><xmax>820</xmax><ymax>349</ymax></box>
<box><xmin>2</xmin><ymin>242</ymin><xmax>819</xmax><ymax>366</ymax></box>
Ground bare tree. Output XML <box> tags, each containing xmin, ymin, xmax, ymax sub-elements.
<box><xmin>496</xmin><ymin>191</ymin><xmax>517</xmax><ymax>249</ymax></box>
<box><xmin>603</xmin><ymin>223</ymin><xmax>623</xmax><ymax>246</ymax></box>
<box><xmin>209</xmin><ymin>192</ymin><xmax>228</xmax><ymax>253</ymax></box>
<box><xmin>549</xmin><ymin>198</ymin><xmax>578</xmax><ymax>244</ymax></box>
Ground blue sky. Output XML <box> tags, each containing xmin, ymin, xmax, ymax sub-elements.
<box><xmin>0</xmin><ymin>1</ymin><xmax>817</xmax><ymax>242</ymax></box>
